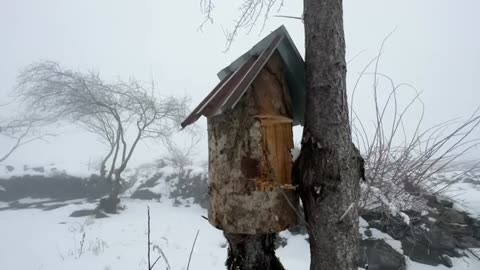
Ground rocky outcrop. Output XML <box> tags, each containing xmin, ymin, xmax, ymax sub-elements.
<box><xmin>130</xmin><ymin>173</ymin><xmax>164</xmax><ymax>200</ymax></box>
<box><xmin>130</xmin><ymin>168</ymin><xmax>208</xmax><ymax>208</ymax></box>
<box><xmin>0</xmin><ymin>174</ymin><xmax>112</xmax><ymax>202</ymax></box>
<box><xmin>362</xmin><ymin>195</ymin><xmax>480</xmax><ymax>268</ymax></box>
<box><xmin>69</xmin><ymin>209</ymin><xmax>108</xmax><ymax>218</ymax></box>
<box><xmin>359</xmin><ymin>239</ymin><xmax>406</xmax><ymax>270</ymax></box>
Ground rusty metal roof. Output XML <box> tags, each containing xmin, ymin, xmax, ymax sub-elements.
<box><xmin>181</xmin><ymin>25</ymin><xmax>305</xmax><ymax>128</ymax></box>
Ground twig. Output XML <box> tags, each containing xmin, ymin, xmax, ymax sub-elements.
<box><xmin>337</xmin><ymin>203</ymin><xmax>354</xmax><ymax>224</ymax></box>
<box><xmin>151</xmin><ymin>246</ymin><xmax>171</xmax><ymax>270</ymax></box>
<box><xmin>186</xmin><ymin>230</ymin><xmax>200</xmax><ymax>270</ymax></box>
<box><xmin>147</xmin><ymin>206</ymin><xmax>151</xmax><ymax>270</ymax></box>
<box><xmin>273</xmin><ymin>14</ymin><xmax>302</xmax><ymax>21</ymax></box>
<box><xmin>350</xmin><ymin>31</ymin><xmax>480</xmax><ymax>217</ymax></box>
<box><xmin>148</xmin><ymin>206</ymin><xmax>172</xmax><ymax>270</ymax></box>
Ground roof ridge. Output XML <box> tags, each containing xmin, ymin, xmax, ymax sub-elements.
<box><xmin>181</xmin><ymin>25</ymin><xmax>305</xmax><ymax>129</ymax></box>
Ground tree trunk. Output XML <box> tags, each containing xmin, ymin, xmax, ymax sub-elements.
<box><xmin>98</xmin><ymin>170</ymin><xmax>121</xmax><ymax>214</ymax></box>
<box><xmin>100</xmin><ymin>146</ymin><xmax>114</xmax><ymax>178</ymax></box>
<box><xmin>294</xmin><ymin>0</ymin><xmax>362</xmax><ymax>269</ymax></box>
<box><xmin>224</xmin><ymin>232</ymin><xmax>285</xmax><ymax>270</ymax></box>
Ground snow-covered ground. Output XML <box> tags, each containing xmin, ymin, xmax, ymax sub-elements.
<box><xmin>1</xmin><ymin>198</ymin><xmax>480</xmax><ymax>270</ymax></box>
<box><xmin>444</xmin><ymin>182</ymin><xmax>480</xmax><ymax>219</ymax></box>
<box><xmin>0</xmin><ymin>198</ymin><xmax>305</xmax><ymax>270</ymax></box>
<box><xmin>2</xmin><ymin>163</ymin><xmax>480</xmax><ymax>269</ymax></box>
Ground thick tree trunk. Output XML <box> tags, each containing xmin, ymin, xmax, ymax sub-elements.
<box><xmin>100</xmin><ymin>147</ymin><xmax>114</xmax><ymax>178</ymax></box>
<box><xmin>294</xmin><ymin>0</ymin><xmax>362</xmax><ymax>269</ymax></box>
<box><xmin>206</xmin><ymin>55</ymin><xmax>297</xmax><ymax>269</ymax></box>
<box><xmin>98</xmin><ymin>170</ymin><xmax>121</xmax><ymax>214</ymax></box>
<box><xmin>225</xmin><ymin>232</ymin><xmax>285</xmax><ymax>270</ymax></box>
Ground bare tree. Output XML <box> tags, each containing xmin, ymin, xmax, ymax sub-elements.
<box><xmin>16</xmin><ymin>61</ymin><xmax>189</xmax><ymax>212</ymax></box>
<box><xmin>163</xmin><ymin>127</ymin><xmax>202</xmax><ymax>172</ymax></box>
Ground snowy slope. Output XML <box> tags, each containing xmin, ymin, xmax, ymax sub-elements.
<box><xmin>2</xmin><ymin>163</ymin><xmax>480</xmax><ymax>269</ymax></box>
<box><xmin>0</xmin><ymin>198</ymin><xmax>308</xmax><ymax>270</ymax></box>
<box><xmin>1</xmin><ymin>198</ymin><xmax>480</xmax><ymax>270</ymax></box>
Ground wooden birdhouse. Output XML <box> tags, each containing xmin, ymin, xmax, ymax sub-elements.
<box><xmin>181</xmin><ymin>26</ymin><xmax>306</xmax><ymax>234</ymax></box>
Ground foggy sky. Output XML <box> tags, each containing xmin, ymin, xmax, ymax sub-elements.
<box><xmin>1</xmin><ymin>0</ymin><xmax>479</xmax><ymax>168</ymax></box>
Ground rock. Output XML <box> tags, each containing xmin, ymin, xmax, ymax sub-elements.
<box><xmin>168</xmin><ymin>171</ymin><xmax>208</xmax><ymax>208</ymax></box>
<box><xmin>456</xmin><ymin>236</ymin><xmax>478</xmax><ymax>249</ymax></box>
<box><xmin>0</xmin><ymin>175</ymin><xmax>112</xmax><ymax>202</ymax></box>
<box><xmin>32</xmin><ymin>166</ymin><xmax>45</xmax><ymax>173</ymax></box>
<box><xmin>69</xmin><ymin>209</ymin><xmax>108</xmax><ymax>218</ymax></box>
<box><xmin>95</xmin><ymin>211</ymin><xmax>108</xmax><ymax>219</ymax></box>
<box><xmin>69</xmin><ymin>209</ymin><xmax>97</xmax><ymax>217</ymax></box>
<box><xmin>43</xmin><ymin>204</ymin><xmax>67</xmax><ymax>211</ymax></box>
<box><xmin>359</xmin><ymin>239</ymin><xmax>406</xmax><ymax>270</ymax></box>
<box><xmin>361</xmin><ymin>206</ymin><xmax>480</xmax><ymax>268</ymax></box>
<box><xmin>440</xmin><ymin>255</ymin><xmax>453</xmax><ymax>268</ymax></box>
<box><xmin>129</xmin><ymin>169</ymin><xmax>208</xmax><ymax>208</ymax></box>
<box><xmin>98</xmin><ymin>196</ymin><xmax>120</xmax><ymax>214</ymax></box>
<box><xmin>131</xmin><ymin>189</ymin><xmax>161</xmax><ymax>200</ymax></box>
<box><xmin>8</xmin><ymin>201</ymin><xmax>29</xmax><ymax>209</ymax></box>
<box><xmin>462</xmin><ymin>177</ymin><xmax>480</xmax><ymax>185</ymax></box>
<box><xmin>474</xmin><ymin>227</ymin><xmax>480</xmax><ymax>239</ymax></box>
<box><xmin>130</xmin><ymin>173</ymin><xmax>164</xmax><ymax>201</ymax></box>
<box><xmin>364</xmin><ymin>229</ymin><xmax>373</xmax><ymax>237</ymax></box>
<box><xmin>441</xmin><ymin>200</ymin><xmax>454</xmax><ymax>208</ymax></box>
<box><xmin>427</xmin><ymin>227</ymin><xmax>456</xmax><ymax>250</ymax></box>
<box><xmin>442</xmin><ymin>208</ymin><xmax>466</xmax><ymax>224</ymax></box>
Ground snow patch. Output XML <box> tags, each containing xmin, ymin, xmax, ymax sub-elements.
<box><xmin>399</xmin><ymin>212</ymin><xmax>410</xmax><ymax>225</ymax></box>
<box><xmin>17</xmin><ymin>197</ymin><xmax>54</xmax><ymax>204</ymax></box>
<box><xmin>368</xmin><ymin>228</ymin><xmax>403</xmax><ymax>254</ymax></box>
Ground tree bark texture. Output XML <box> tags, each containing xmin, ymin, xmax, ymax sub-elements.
<box><xmin>208</xmin><ymin>52</ymin><xmax>298</xmax><ymax>234</ymax></box>
<box><xmin>97</xmin><ymin>171</ymin><xmax>121</xmax><ymax>214</ymax></box>
<box><xmin>207</xmin><ymin>53</ymin><xmax>299</xmax><ymax>269</ymax></box>
<box><xmin>294</xmin><ymin>0</ymin><xmax>362</xmax><ymax>269</ymax></box>
<box><xmin>225</xmin><ymin>232</ymin><xmax>285</xmax><ymax>270</ymax></box>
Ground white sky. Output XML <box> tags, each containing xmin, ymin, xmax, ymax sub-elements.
<box><xmin>1</xmin><ymin>0</ymin><xmax>479</xmax><ymax>169</ymax></box>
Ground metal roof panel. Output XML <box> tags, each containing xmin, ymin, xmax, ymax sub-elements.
<box><xmin>181</xmin><ymin>25</ymin><xmax>305</xmax><ymax>128</ymax></box>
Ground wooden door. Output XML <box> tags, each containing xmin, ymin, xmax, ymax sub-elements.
<box><xmin>258</xmin><ymin>115</ymin><xmax>294</xmax><ymax>188</ymax></box>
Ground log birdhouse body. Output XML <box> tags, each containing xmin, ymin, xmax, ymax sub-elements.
<box><xmin>181</xmin><ymin>26</ymin><xmax>306</xmax><ymax>234</ymax></box>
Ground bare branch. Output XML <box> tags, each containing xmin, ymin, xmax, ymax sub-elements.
<box><xmin>0</xmin><ymin>116</ymin><xmax>52</xmax><ymax>163</ymax></box>
<box><xmin>199</xmin><ymin>0</ymin><xmax>284</xmax><ymax>51</ymax></box>
<box><xmin>198</xmin><ymin>0</ymin><xmax>215</xmax><ymax>31</ymax></box>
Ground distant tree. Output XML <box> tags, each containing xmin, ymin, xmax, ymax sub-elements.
<box><xmin>16</xmin><ymin>61</ymin><xmax>188</xmax><ymax>212</ymax></box>
<box><xmin>0</xmin><ymin>115</ymin><xmax>50</xmax><ymax>163</ymax></box>
<box><xmin>163</xmin><ymin>126</ymin><xmax>202</xmax><ymax>172</ymax></box>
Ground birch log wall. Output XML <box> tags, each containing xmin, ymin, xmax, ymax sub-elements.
<box><xmin>181</xmin><ymin>26</ymin><xmax>306</xmax><ymax>235</ymax></box>
<box><xmin>207</xmin><ymin>52</ymin><xmax>298</xmax><ymax>234</ymax></box>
